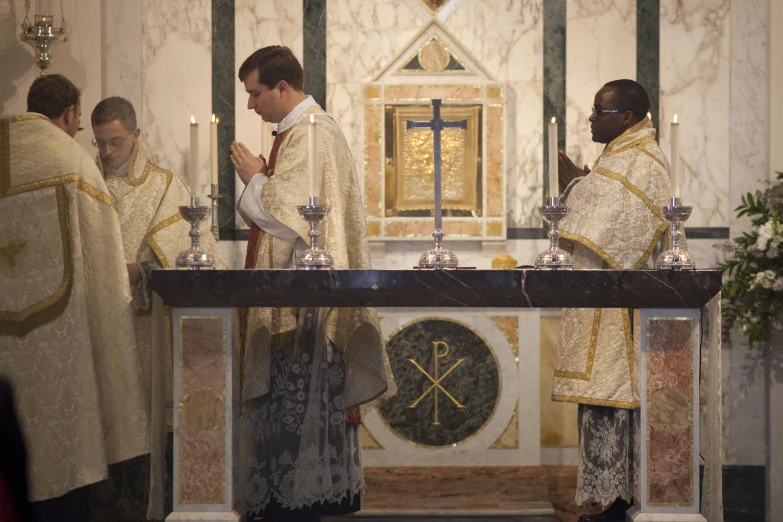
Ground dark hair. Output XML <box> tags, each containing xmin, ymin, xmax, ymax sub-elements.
<box><xmin>27</xmin><ymin>74</ymin><xmax>81</xmax><ymax>119</ymax></box>
<box><xmin>91</xmin><ymin>96</ymin><xmax>137</xmax><ymax>132</ymax></box>
<box><xmin>603</xmin><ymin>79</ymin><xmax>650</xmax><ymax>119</ymax></box>
<box><xmin>238</xmin><ymin>46</ymin><xmax>304</xmax><ymax>92</ymax></box>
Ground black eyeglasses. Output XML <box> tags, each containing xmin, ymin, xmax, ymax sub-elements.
<box><xmin>92</xmin><ymin>134</ymin><xmax>132</xmax><ymax>149</ymax></box>
<box><xmin>591</xmin><ymin>106</ymin><xmax>631</xmax><ymax>119</ymax></box>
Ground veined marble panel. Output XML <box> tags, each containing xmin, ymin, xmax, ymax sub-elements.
<box><xmin>446</xmin><ymin>1</ymin><xmax>543</xmax><ymax>228</ymax></box>
<box><xmin>104</xmin><ymin>0</ymin><xmax>143</xmax><ymax>127</ymax></box>
<box><xmin>446</xmin><ymin>0</ymin><xmax>542</xmax><ymax>83</ymax></box>
<box><xmin>508</xmin><ymin>81</ymin><xmax>545</xmax><ymax>227</ymax></box>
<box><xmin>142</xmin><ymin>0</ymin><xmax>212</xmax><ymax>194</ymax></box>
<box><xmin>233</xmin><ymin>0</ymin><xmax>303</xmax><ymax>228</ymax></box>
<box><xmin>326</xmin><ymin>0</ymin><xmax>425</xmax><ymax>84</ymax></box>
<box><xmin>660</xmin><ymin>0</ymin><xmax>730</xmax><ymax>228</ymax></box>
<box><xmin>729</xmin><ymin>0</ymin><xmax>768</xmax><ymax>235</ymax></box>
<box><xmin>565</xmin><ymin>0</ymin><xmax>636</xmax><ymax>170</ymax></box>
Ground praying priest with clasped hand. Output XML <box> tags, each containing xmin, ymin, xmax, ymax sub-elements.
<box><xmin>553</xmin><ymin>79</ymin><xmax>671</xmax><ymax>522</ymax></box>
<box><xmin>230</xmin><ymin>46</ymin><xmax>395</xmax><ymax>522</ymax></box>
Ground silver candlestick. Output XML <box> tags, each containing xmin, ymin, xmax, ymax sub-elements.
<box><xmin>207</xmin><ymin>183</ymin><xmax>221</xmax><ymax>241</ymax></box>
<box><xmin>176</xmin><ymin>197</ymin><xmax>214</xmax><ymax>269</ymax></box>
<box><xmin>535</xmin><ymin>196</ymin><xmax>574</xmax><ymax>270</ymax></box>
<box><xmin>418</xmin><ymin>229</ymin><xmax>459</xmax><ymax>269</ymax></box>
<box><xmin>655</xmin><ymin>197</ymin><xmax>696</xmax><ymax>270</ymax></box>
<box><xmin>295</xmin><ymin>197</ymin><xmax>334</xmax><ymax>270</ymax></box>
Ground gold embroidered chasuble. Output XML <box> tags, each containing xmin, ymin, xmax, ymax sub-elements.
<box><xmin>99</xmin><ymin>142</ymin><xmax>228</xmax><ymax>518</ymax></box>
<box><xmin>0</xmin><ymin>114</ymin><xmax>150</xmax><ymax>501</ymax></box>
<box><xmin>552</xmin><ymin>117</ymin><xmax>671</xmax><ymax>408</ymax></box>
<box><xmin>243</xmin><ymin>105</ymin><xmax>395</xmax><ymax>411</ymax></box>
<box><xmin>98</xmin><ymin>142</ymin><xmax>228</xmax><ymax>418</ymax></box>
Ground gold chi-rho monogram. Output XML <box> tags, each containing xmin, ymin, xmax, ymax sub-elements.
<box><xmin>408</xmin><ymin>341</ymin><xmax>465</xmax><ymax>425</ymax></box>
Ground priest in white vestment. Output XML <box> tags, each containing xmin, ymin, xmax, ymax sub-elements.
<box><xmin>554</xmin><ymin>80</ymin><xmax>671</xmax><ymax>522</ymax></box>
<box><xmin>230</xmin><ymin>46</ymin><xmax>394</xmax><ymax>521</ymax></box>
<box><xmin>90</xmin><ymin>96</ymin><xmax>228</xmax><ymax>520</ymax></box>
<box><xmin>0</xmin><ymin>75</ymin><xmax>149</xmax><ymax>519</ymax></box>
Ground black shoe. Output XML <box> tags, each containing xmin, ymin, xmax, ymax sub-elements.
<box><xmin>577</xmin><ymin>497</ymin><xmax>631</xmax><ymax>522</ymax></box>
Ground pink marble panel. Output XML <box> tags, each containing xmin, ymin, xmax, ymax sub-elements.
<box><xmin>179</xmin><ymin>316</ymin><xmax>226</xmax><ymax>504</ymax></box>
<box><xmin>364</xmin><ymin>105</ymin><xmax>383</xmax><ymax>218</ymax></box>
<box><xmin>487</xmin><ymin>105</ymin><xmax>503</xmax><ymax>217</ymax></box>
<box><xmin>385</xmin><ymin>85</ymin><xmax>484</xmax><ymax>101</ymax></box>
<box><xmin>646</xmin><ymin>318</ymin><xmax>693</xmax><ymax>506</ymax></box>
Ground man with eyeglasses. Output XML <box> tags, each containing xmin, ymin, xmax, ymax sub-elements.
<box><xmin>88</xmin><ymin>96</ymin><xmax>227</xmax><ymax>519</ymax></box>
<box><xmin>551</xmin><ymin>80</ymin><xmax>672</xmax><ymax>522</ymax></box>
<box><xmin>0</xmin><ymin>75</ymin><xmax>150</xmax><ymax>521</ymax></box>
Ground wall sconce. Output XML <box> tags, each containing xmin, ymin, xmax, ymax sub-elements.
<box><xmin>19</xmin><ymin>1</ymin><xmax>68</xmax><ymax>74</ymax></box>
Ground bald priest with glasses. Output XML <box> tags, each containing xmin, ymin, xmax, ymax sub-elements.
<box><xmin>552</xmin><ymin>79</ymin><xmax>672</xmax><ymax>522</ymax></box>
<box><xmin>90</xmin><ymin>96</ymin><xmax>227</xmax><ymax>519</ymax></box>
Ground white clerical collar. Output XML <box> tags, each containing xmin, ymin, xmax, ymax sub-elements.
<box><xmin>105</xmin><ymin>144</ymin><xmax>134</xmax><ymax>177</ymax></box>
<box><xmin>276</xmin><ymin>95</ymin><xmax>318</xmax><ymax>134</ymax></box>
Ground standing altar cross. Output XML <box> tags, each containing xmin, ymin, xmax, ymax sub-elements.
<box><xmin>407</xmin><ymin>98</ymin><xmax>468</xmax><ymax>269</ymax></box>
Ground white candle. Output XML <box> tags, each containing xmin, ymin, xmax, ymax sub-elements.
<box><xmin>189</xmin><ymin>116</ymin><xmax>199</xmax><ymax>189</ymax></box>
<box><xmin>308</xmin><ymin>114</ymin><xmax>317</xmax><ymax>197</ymax></box>
<box><xmin>548</xmin><ymin>117</ymin><xmax>558</xmax><ymax>198</ymax></box>
<box><xmin>671</xmin><ymin>114</ymin><xmax>680</xmax><ymax>198</ymax></box>
<box><xmin>210</xmin><ymin>114</ymin><xmax>219</xmax><ymax>188</ymax></box>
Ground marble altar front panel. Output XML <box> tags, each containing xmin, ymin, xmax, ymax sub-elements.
<box><xmin>363</xmin><ymin>308</ymin><xmax>541</xmax><ymax>467</ymax></box>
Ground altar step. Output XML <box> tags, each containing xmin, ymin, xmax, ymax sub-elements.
<box><xmin>325</xmin><ymin>501</ymin><xmax>553</xmax><ymax>521</ymax></box>
<box><xmin>325</xmin><ymin>467</ymin><xmax>554</xmax><ymax>521</ymax></box>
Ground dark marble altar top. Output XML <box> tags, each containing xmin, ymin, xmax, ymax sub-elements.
<box><xmin>150</xmin><ymin>269</ymin><xmax>721</xmax><ymax>309</ymax></box>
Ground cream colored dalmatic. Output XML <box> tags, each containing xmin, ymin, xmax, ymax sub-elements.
<box><xmin>243</xmin><ymin>105</ymin><xmax>394</xmax><ymax>411</ymax></box>
<box><xmin>97</xmin><ymin>142</ymin><xmax>228</xmax><ymax>519</ymax></box>
<box><xmin>553</xmin><ymin>117</ymin><xmax>672</xmax><ymax>408</ymax></box>
<box><xmin>0</xmin><ymin>114</ymin><xmax>149</xmax><ymax>501</ymax></box>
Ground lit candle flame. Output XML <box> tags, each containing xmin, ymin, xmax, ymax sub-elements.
<box><xmin>211</xmin><ymin>114</ymin><xmax>216</xmax><ymax>123</ymax></box>
<box><xmin>191</xmin><ymin>116</ymin><xmax>196</xmax><ymax>124</ymax></box>
<box><xmin>673</xmin><ymin>114</ymin><xmax>678</xmax><ymax>124</ymax></box>
<box><xmin>647</xmin><ymin>112</ymin><xmax>651</xmax><ymax>120</ymax></box>
<box><xmin>551</xmin><ymin>117</ymin><xmax>556</xmax><ymax>123</ymax></box>
<box><xmin>310</xmin><ymin>114</ymin><xmax>315</xmax><ymax>123</ymax></box>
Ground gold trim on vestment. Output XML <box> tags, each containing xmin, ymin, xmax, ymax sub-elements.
<box><xmin>145</xmin><ymin>213</ymin><xmax>184</xmax><ymax>269</ymax></box>
<box><xmin>76</xmin><ymin>180</ymin><xmax>113</xmax><ymax>206</ymax></box>
<box><xmin>551</xmin><ymin>394</ymin><xmax>638</xmax><ymax>409</ymax></box>
<box><xmin>603</xmin><ymin>136</ymin><xmax>657</xmax><ymax>158</ymax></box>
<box><xmin>640</xmin><ymin>149</ymin><xmax>666</xmax><ymax>170</ymax></box>
<box><xmin>559</xmin><ymin>231</ymin><xmax>621</xmax><ymax>269</ymax></box>
<box><xmin>1</xmin><ymin>171</ymin><xmax>113</xmax><ymax>206</ymax></box>
<box><xmin>0</xmin><ymin>185</ymin><xmax>74</xmax><ymax>336</ymax></box>
<box><xmin>605</xmin><ymin>116</ymin><xmax>650</xmax><ymax>151</ymax></box>
<box><xmin>591</xmin><ymin>166</ymin><xmax>667</xmax><ymax>269</ymax></box>
<box><xmin>147</xmin><ymin>238</ymin><xmax>169</xmax><ymax>269</ymax></box>
<box><xmin>126</xmin><ymin>145</ymin><xmax>149</xmax><ymax>185</ymax></box>
<box><xmin>555</xmin><ymin>309</ymin><xmax>601</xmax><ymax>380</ymax></box>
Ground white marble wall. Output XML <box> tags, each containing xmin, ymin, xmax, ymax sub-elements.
<box><xmin>447</xmin><ymin>1</ymin><xmax>544</xmax><ymax>229</ymax></box>
<box><xmin>326</xmin><ymin>0</ymin><xmax>426</xmax><ymax>210</ymax></box>
<box><xmin>565</xmin><ymin>0</ymin><xmax>636</xmax><ymax>169</ymax></box>
<box><xmin>234</xmin><ymin>0</ymin><xmax>303</xmax><ymax>227</ymax></box>
<box><xmin>1</xmin><ymin>0</ymin><xmax>103</xmax><ymax>151</ymax></box>
<box><xmin>141</xmin><ymin>0</ymin><xmax>212</xmax><ymax>197</ymax></box>
<box><xmin>103</xmin><ymin>0</ymin><xmax>143</xmax><ymax>127</ymax></box>
<box><xmin>660</xmin><ymin>0</ymin><xmax>730</xmax><ymax>228</ymax></box>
